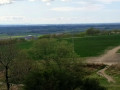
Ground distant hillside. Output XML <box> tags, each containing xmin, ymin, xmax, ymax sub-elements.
<box><xmin>0</xmin><ymin>23</ymin><xmax>120</xmax><ymax>35</ymax></box>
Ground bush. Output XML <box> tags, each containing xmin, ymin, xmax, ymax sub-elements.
<box><xmin>28</xmin><ymin>39</ymin><xmax>76</xmax><ymax>60</ymax></box>
<box><xmin>24</xmin><ymin>60</ymin><xmax>106</xmax><ymax>90</ymax></box>
<box><xmin>24</xmin><ymin>59</ymin><xmax>84</xmax><ymax>90</ymax></box>
<box><xmin>24</xmin><ymin>69</ymin><xmax>83</xmax><ymax>90</ymax></box>
<box><xmin>82</xmin><ymin>78</ymin><xmax>106</xmax><ymax>90</ymax></box>
<box><xmin>24</xmin><ymin>70</ymin><xmax>106</xmax><ymax>90</ymax></box>
<box><xmin>10</xmin><ymin>50</ymin><xmax>34</xmax><ymax>84</ymax></box>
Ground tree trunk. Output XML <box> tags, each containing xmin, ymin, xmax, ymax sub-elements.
<box><xmin>5</xmin><ymin>66</ymin><xmax>10</xmax><ymax>90</ymax></box>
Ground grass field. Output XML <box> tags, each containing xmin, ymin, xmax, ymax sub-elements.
<box><xmin>68</xmin><ymin>35</ymin><xmax>120</xmax><ymax>57</ymax></box>
<box><xmin>17</xmin><ymin>34</ymin><xmax>120</xmax><ymax>57</ymax></box>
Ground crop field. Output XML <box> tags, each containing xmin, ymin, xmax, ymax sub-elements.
<box><xmin>66</xmin><ymin>35</ymin><xmax>120</xmax><ymax>57</ymax></box>
<box><xmin>17</xmin><ymin>34</ymin><xmax>120</xmax><ymax>57</ymax></box>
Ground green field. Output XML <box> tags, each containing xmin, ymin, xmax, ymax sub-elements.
<box><xmin>16</xmin><ymin>41</ymin><xmax>33</xmax><ymax>49</ymax></box>
<box><xmin>70</xmin><ymin>35</ymin><xmax>120</xmax><ymax>57</ymax></box>
<box><xmin>17</xmin><ymin>35</ymin><xmax>120</xmax><ymax>57</ymax></box>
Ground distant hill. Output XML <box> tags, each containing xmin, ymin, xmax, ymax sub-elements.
<box><xmin>0</xmin><ymin>23</ymin><xmax>120</xmax><ymax>35</ymax></box>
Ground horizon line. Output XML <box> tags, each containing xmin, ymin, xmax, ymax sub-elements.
<box><xmin>0</xmin><ymin>22</ymin><xmax>120</xmax><ymax>26</ymax></box>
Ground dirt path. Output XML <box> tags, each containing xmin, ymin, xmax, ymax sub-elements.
<box><xmin>87</xmin><ymin>46</ymin><xmax>120</xmax><ymax>65</ymax></box>
<box><xmin>97</xmin><ymin>66</ymin><xmax>115</xmax><ymax>83</ymax></box>
<box><xmin>87</xmin><ymin>46</ymin><xmax>120</xmax><ymax>83</ymax></box>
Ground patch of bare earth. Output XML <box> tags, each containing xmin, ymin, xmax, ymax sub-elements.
<box><xmin>87</xmin><ymin>46</ymin><xmax>120</xmax><ymax>65</ymax></box>
<box><xmin>97</xmin><ymin>66</ymin><xmax>115</xmax><ymax>83</ymax></box>
<box><xmin>86</xmin><ymin>46</ymin><xmax>120</xmax><ymax>83</ymax></box>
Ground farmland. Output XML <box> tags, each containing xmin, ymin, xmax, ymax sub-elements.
<box><xmin>71</xmin><ymin>35</ymin><xmax>120</xmax><ymax>57</ymax></box>
<box><xmin>1</xmin><ymin>32</ymin><xmax>120</xmax><ymax>90</ymax></box>
<box><xmin>17</xmin><ymin>34</ymin><xmax>120</xmax><ymax>57</ymax></box>
<box><xmin>16</xmin><ymin>34</ymin><xmax>120</xmax><ymax>90</ymax></box>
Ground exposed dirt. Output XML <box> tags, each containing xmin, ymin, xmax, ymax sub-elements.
<box><xmin>97</xmin><ymin>66</ymin><xmax>115</xmax><ymax>83</ymax></box>
<box><xmin>86</xmin><ymin>46</ymin><xmax>120</xmax><ymax>83</ymax></box>
<box><xmin>87</xmin><ymin>46</ymin><xmax>120</xmax><ymax>65</ymax></box>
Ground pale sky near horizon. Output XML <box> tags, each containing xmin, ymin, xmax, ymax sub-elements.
<box><xmin>0</xmin><ymin>0</ymin><xmax>120</xmax><ymax>24</ymax></box>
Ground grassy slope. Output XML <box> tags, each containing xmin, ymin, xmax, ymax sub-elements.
<box><xmin>68</xmin><ymin>35</ymin><xmax>120</xmax><ymax>57</ymax></box>
<box><xmin>105</xmin><ymin>65</ymin><xmax>120</xmax><ymax>90</ymax></box>
<box><xmin>86</xmin><ymin>64</ymin><xmax>120</xmax><ymax>90</ymax></box>
<box><xmin>89</xmin><ymin>72</ymin><xmax>120</xmax><ymax>90</ymax></box>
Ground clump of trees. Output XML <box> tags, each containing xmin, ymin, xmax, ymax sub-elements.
<box><xmin>0</xmin><ymin>39</ymin><xmax>33</xmax><ymax>90</ymax></box>
<box><xmin>23</xmin><ymin>38</ymin><xmax>106</xmax><ymax>90</ymax></box>
<box><xmin>0</xmin><ymin>39</ymin><xmax>17</xmax><ymax>90</ymax></box>
<box><xmin>28</xmin><ymin>38</ymin><xmax>76</xmax><ymax>60</ymax></box>
<box><xmin>24</xmin><ymin>58</ymin><xmax>106</xmax><ymax>90</ymax></box>
<box><xmin>24</xmin><ymin>67</ymin><xmax>83</xmax><ymax>90</ymax></box>
<box><xmin>86</xmin><ymin>28</ymin><xmax>100</xmax><ymax>36</ymax></box>
<box><xmin>0</xmin><ymin>38</ymin><xmax>106</xmax><ymax>90</ymax></box>
<box><xmin>10</xmin><ymin>50</ymin><xmax>34</xmax><ymax>84</ymax></box>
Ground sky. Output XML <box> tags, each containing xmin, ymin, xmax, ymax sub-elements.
<box><xmin>0</xmin><ymin>0</ymin><xmax>120</xmax><ymax>24</ymax></box>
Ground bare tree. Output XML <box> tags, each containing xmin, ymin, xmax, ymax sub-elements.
<box><xmin>0</xmin><ymin>39</ymin><xmax>16</xmax><ymax>90</ymax></box>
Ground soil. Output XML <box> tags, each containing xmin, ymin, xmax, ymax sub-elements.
<box><xmin>86</xmin><ymin>46</ymin><xmax>120</xmax><ymax>83</ymax></box>
<box><xmin>87</xmin><ymin>46</ymin><xmax>120</xmax><ymax>65</ymax></box>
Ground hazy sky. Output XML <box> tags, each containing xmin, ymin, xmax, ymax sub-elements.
<box><xmin>0</xmin><ymin>0</ymin><xmax>120</xmax><ymax>24</ymax></box>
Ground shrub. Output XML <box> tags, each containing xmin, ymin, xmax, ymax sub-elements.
<box><xmin>24</xmin><ymin>60</ymin><xmax>106</xmax><ymax>90</ymax></box>
<box><xmin>24</xmin><ymin>69</ymin><xmax>83</xmax><ymax>90</ymax></box>
<box><xmin>82</xmin><ymin>78</ymin><xmax>106</xmax><ymax>90</ymax></box>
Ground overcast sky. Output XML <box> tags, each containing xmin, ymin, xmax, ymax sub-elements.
<box><xmin>0</xmin><ymin>0</ymin><xmax>120</xmax><ymax>24</ymax></box>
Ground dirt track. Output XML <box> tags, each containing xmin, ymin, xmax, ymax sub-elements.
<box><xmin>97</xmin><ymin>66</ymin><xmax>115</xmax><ymax>83</ymax></box>
<box><xmin>87</xmin><ymin>46</ymin><xmax>120</xmax><ymax>65</ymax></box>
<box><xmin>87</xmin><ymin>46</ymin><xmax>120</xmax><ymax>83</ymax></box>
